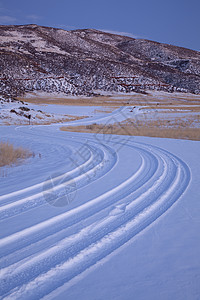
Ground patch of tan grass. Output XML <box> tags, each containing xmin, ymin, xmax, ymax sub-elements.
<box><xmin>18</xmin><ymin>92</ymin><xmax>200</xmax><ymax>108</ymax></box>
<box><xmin>60</xmin><ymin>120</ymin><xmax>200</xmax><ymax>141</ymax></box>
<box><xmin>141</xmin><ymin>105</ymin><xmax>200</xmax><ymax>112</ymax></box>
<box><xmin>0</xmin><ymin>141</ymin><xmax>32</xmax><ymax>167</ymax></box>
<box><xmin>17</xmin><ymin>96</ymin><xmax>121</xmax><ymax>107</ymax></box>
<box><xmin>31</xmin><ymin>115</ymin><xmax>88</xmax><ymax>125</ymax></box>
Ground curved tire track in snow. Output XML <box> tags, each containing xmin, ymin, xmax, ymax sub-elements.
<box><xmin>0</xmin><ymin>133</ymin><xmax>190</xmax><ymax>299</ymax></box>
<box><xmin>0</xmin><ymin>141</ymin><xmax>117</xmax><ymax>220</ymax></box>
<box><xmin>0</xmin><ymin>143</ymin><xmax>152</xmax><ymax>259</ymax></box>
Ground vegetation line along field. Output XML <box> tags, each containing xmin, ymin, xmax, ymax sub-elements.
<box><xmin>60</xmin><ymin>124</ymin><xmax>200</xmax><ymax>141</ymax></box>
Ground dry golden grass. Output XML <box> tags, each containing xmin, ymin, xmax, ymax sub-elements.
<box><xmin>17</xmin><ymin>96</ymin><xmax>121</xmax><ymax>107</ymax></box>
<box><xmin>17</xmin><ymin>92</ymin><xmax>200</xmax><ymax>140</ymax></box>
<box><xmin>30</xmin><ymin>115</ymin><xmax>88</xmax><ymax>125</ymax></box>
<box><xmin>60</xmin><ymin>119</ymin><xmax>200</xmax><ymax>141</ymax></box>
<box><xmin>0</xmin><ymin>141</ymin><xmax>32</xmax><ymax>167</ymax></box>
<box><xmin>18</xmin><ymin>92</ymin><xmax>200</xmax><ymax>108</ymax></box>
<box><xmin>141</xmin><ymin>105</ymin><xmax>200</xmax><ymax>112</ymax></box>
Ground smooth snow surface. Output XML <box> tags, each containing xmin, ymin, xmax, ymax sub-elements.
<box><xmin>58</xmin><ymin>106</ymin><xmax>141</xmax><ymax>126</ymax></box>
<box><xmin>0</xmin><ymin>109</ymin><xmax>200</xmax><ymax>299</ymax></box>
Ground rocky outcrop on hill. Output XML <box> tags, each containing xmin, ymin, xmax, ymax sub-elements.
<box><xmin>0</xmin><ymin>24</ymin><xmax>200</xmax><ymax>97</ymax></box>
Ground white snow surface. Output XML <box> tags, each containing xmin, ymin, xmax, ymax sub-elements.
<box><xmin>27</xmin><ymin>104</ymin><xmax>113</xmax><ymax>117</ymax></box>
<box><xmin>0</xmin><ymin>99</ymin><xmax>123</xmax><ymax>125</ymax></box>
<box><xmin>0</xmin><ymin>30</ymin><xmax>67</xmax><ymax>55</ymax></box>
<box><xmin>0</xmin><ymin>105</ymin><xmax>200</xmax><ymax>300</ymax></box>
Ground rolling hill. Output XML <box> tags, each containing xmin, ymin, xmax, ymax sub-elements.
<box><xmin>0</xmin><ymin>24</ymin><xmax>200</xmax><ymax>97</ymax></box>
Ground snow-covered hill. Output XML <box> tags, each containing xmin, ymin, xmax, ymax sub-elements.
<box><xmin>0</xmin><ymin>24</ymin><xmax>200</xmax><ymax>97</ymax></box>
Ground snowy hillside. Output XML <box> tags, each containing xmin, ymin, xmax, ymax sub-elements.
<box><xmin>0</xmin><ymin>24</ymin><xmax>200</xmax><ymax>97</ymax></box>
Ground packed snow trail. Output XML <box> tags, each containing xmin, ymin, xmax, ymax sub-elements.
<box><xmin>0</xmin><ymin>119</ymin><xmax>190</xmax><ymax>299</ymax></box>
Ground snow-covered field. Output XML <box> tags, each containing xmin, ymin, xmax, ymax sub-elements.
<box><xmin>0</xmin><ymin>98</ymin><xmax>116</xmax><ymax>125</ymax></box>
<box><xmin>0</xmin><ymin>103</ymin><xmax>200</xmax><ymax>300</ymax></box>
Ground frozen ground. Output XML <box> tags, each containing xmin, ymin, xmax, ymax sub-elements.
<box><xmin>0</xmin><ymin>103</ymin><xmax>200</xmax><ymax>300</ymax></box>
<box><xmin>27</xmin><ymin>104</ymin><xmax>112</xmax><ymax>117</ymax></box>
<box><xmin>0</xmin><ymin>99</ymin><xmax>114</xmax><ymax>125</ymax></box>
<box><xmin>0</xmin><ymin>96</ymin><xmax>142</xmax><ymax>126</ymax></box>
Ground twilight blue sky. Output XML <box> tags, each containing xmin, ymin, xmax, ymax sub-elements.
<box><xmin>0</xmin><ymin>0</ymin><xmax>199</xmax><ymax>51</ymax></box>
